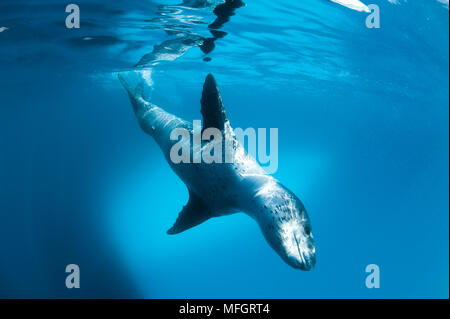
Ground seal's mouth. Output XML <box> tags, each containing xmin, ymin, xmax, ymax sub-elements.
<box><xmin>291</xmin><ymin>233</ymin><xmax>316</xmax><ymax>270</ymax></box>
<box><xmin>279</xmin><ymin>220</ymin><xmax>316</xmax><ymax>270</ymax></box>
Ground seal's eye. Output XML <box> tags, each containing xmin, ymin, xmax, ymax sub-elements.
<box><xmin>304</xmin><ymin>226</ymin><xmax>311</xmax><ymax>236</ymax></box>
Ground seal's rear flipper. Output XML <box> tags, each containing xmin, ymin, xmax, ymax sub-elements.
<box><xmin>167</xmin><ymin>190</ymin><xmax>212</xmax><ymax>235</ymax></box>
<box><xmin>118</xmin><ymin>70</ymin><xmax>154</xmax><ymax>117</ymax></box>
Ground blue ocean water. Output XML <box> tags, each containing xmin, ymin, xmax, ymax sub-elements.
<box><xmin>0</xmin><ymin>0</ymin><xmax>448</xmax><ymax>298</ymax></box>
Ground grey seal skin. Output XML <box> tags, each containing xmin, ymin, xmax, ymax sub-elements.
<box><xmin>119</xmin><ymin>71</ymin><xmax>316</xmax><ymax>270</ymax></box>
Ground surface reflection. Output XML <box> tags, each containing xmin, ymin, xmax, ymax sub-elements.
<box><xmin>136</xmin><ymin>0</ymin><xmax>244</xmax><ymax>67</ymax></box>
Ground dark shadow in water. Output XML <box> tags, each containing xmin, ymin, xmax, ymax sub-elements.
<box><xmin>135</xmin><ymin>0</ymin><xmax>244</xmax><ymax>67</ymax></box>
<box><xmin>209</xmin><ymin>0</ymin><xmax>244</xmax><ymax>30</ymax></box>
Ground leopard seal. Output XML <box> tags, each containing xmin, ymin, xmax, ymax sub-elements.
<box><xmin>119</xmin><ymin>71</ymin><xmax>316</xmax><ymax>270</ymax></box>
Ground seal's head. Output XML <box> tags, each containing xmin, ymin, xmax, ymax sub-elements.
<box><xmin>253</xmin><ymin>178</ymin><xmax>316</xmax><ymax>270</ymax></box>
<box><xmin>277</xmin><ymin>206</ymin><xmax>315</xmax><ymax>270</ymax></box>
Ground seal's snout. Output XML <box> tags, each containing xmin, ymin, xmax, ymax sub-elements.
<box><xmin>278</xmin><ymin>216</ymin><xmax>316</xmax><ymax>271</ymax></box>
<box><xmin>295</xmin><ymin>235</ymin><xmax>316</xmax><ymax>271</ymax></box>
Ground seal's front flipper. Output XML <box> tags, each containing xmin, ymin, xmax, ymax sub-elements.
<box><xmin>201</xmin><ymin>73</ymin><xmax>229</xmax><ymax>131</ymax></box>
<box><xmin>167</xmin><ymin>190</ymin><xmax>212</xmax><ymax>235</ymax></box>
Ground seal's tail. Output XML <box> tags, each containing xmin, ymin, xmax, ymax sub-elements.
<box><xmin>118</xmin><ymin>70</ymin><xmax>154</xmax><ymax>112</ymax></box>
<box><xmin>118</xmin><ymin>70</ymin><xmax>159</xmax><ymax>126</ymax></box>
<box><xmin>118</xmin><ymin>69</ymin><xmax>185</xmax><ymax>149</ymax></box>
